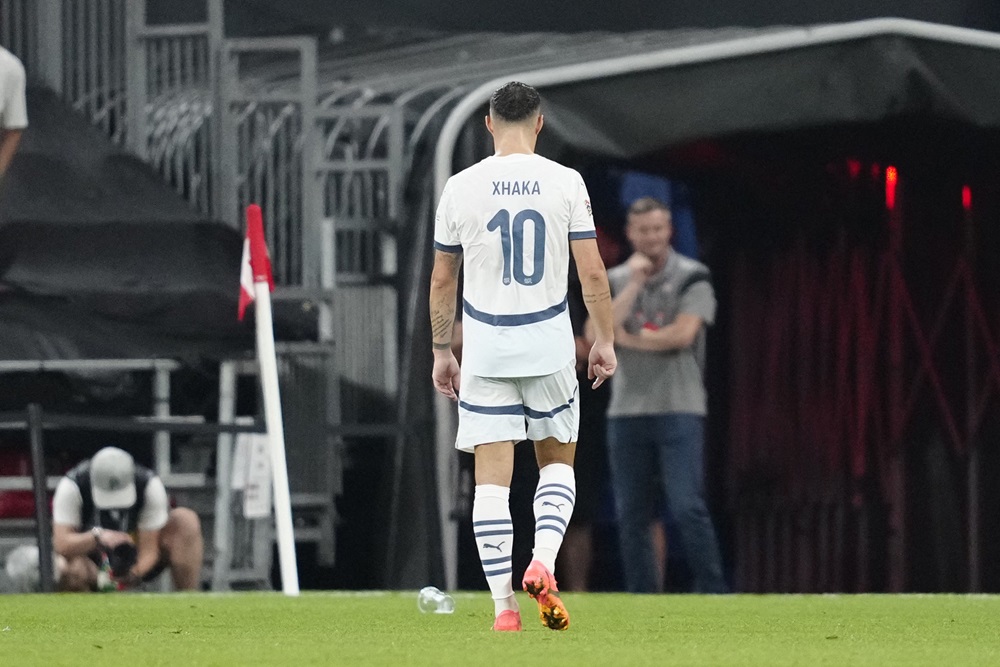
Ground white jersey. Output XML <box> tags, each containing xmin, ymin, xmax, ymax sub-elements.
<box><xmin>52</xmin><ymin>475</ymin><xmax>170</xmax><ymax>532</ymax></box>
<box><xmin>0</xmin><ymin>47</ymin><xmax>27</xmax><ymax>130</ymax></box>
<box><xmin>435</xmin><ymin>153</ymin><xmax>595</xmax><ymax>377</ymax></box>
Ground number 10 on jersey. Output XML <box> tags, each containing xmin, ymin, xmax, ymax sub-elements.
<box><xmin>487</xmin><ymin>209</ymin><xmax>546</xmax><ymax>286</ymax></box>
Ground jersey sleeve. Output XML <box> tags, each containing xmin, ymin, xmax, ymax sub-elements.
<box><xmin>679</xmin><ymin>277</ymin><xmax>717</xmax><ymax>326</ymax></box>
<box><xmin>567</xmin><ymin>171</ymin><xmax>596</xmax><ymax>240</ymax></box>
<box><xmin>51</xmin><ymin>477</ymin><xmax>83</xmax><ymax>527</ymax></box>
<box><xmin>2</xmin><ymin>56</ymin><xmax>28</xmax><ymax>129</ymax></box>
<box><xmin>137</xmin><ymin>477</ymin><xmax>170</xmax><ymax>532</ymax></box>
<box><xmin>433</xmin><ymin>181</ymin><xmax>462</xmax><ymax>253</ymax></box>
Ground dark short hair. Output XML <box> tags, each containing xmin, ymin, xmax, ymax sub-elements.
<box><xmin>627</xmin><ymin>197</ymin><xmax>672</xmax><ymax>218</ymax></box>
<box><xmin>490</xmin><ymin>81</ymin><xmax>541</xmax><ymax>123</ymax></box>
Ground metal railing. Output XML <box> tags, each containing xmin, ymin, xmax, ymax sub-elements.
<box><xmin>0</xmin><ymin>0</ymin><xmax>35</xmax><ymax>71</ymax></box>
<box><xmin>2</xmin><ymin>0</ymin><xmax>409</xmax><ymax>583</ymax></box>
<box><xmin>220</xmin><ymin>36</ymin><xmax>318</xmax><ymax>286</ymax></box>
<box><xmin>0</xmin><ymin>403</ymin><xmax>265</xmax><ymax>592</ymax></box>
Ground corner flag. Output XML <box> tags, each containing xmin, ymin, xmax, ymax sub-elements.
<box><xmin>238</xmin><ymin>204</ymin><xmax>299</xmax><ymax>596</ymax></box>
<box><xmin>237</xmin><ymin>206</ymin><xmax>275</xmax><ymax>321</ymax></box>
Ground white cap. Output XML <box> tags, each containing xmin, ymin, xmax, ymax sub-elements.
<box><xmin>90</xmin><ymin>447</ymin><xmax>136</xmax><ymax>509</ymax></box>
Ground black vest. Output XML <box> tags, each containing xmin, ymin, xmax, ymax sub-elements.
<box><xmin>65</xmin><ymin>460</ymin><xmax>155</xmax><ymax>534</ymax></box>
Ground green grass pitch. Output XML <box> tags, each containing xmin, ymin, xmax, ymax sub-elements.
<box><xmin>2</xmin><ymin>592</ymin><xmax>999</xmax><ymax>666</ymax></box>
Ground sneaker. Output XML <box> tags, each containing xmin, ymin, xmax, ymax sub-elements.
<box><xmin>521</xmin><ymin>560</ymin><xmax>570</xmax><ymax>631</ymax></box>
<box><xmin>492</xmin><ymin>609</ymin><xmax>522</xmax><ymax>632</ymax></box>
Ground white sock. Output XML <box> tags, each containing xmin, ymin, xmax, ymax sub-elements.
<box><xmin>532</xmin><ymin>463</ymin><xmax>576</xmax><ymax>573</ymax></box>
<box><xmin>473</xmin><ymin>484</ymin><xmax>518</xmax><ymax>616</ymax></box>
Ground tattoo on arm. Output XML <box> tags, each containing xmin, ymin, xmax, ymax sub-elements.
<box><xmin>429</xmin><ymin>249</ymin><xmax>462</xmax><ymax>349</ymax></box>
<box><xmin>431</xmin><ymin>311</ymin><xmax>454</xmax><ymax>344</ymax></box>
<box><xmin>583</xmin><ymin>289</ymin><xmax>611</xmax><ymax>305</ymax></box>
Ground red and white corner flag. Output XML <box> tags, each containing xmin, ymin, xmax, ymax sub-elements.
<box><xmin>238</xmin><ymin>205</ymin><xmax>274</xmax><ymax>320</ymax></box>
<box><xmin>236</xmin><ymin>204</ymin><xmax>299</xmax><ymax>596</ymax></box>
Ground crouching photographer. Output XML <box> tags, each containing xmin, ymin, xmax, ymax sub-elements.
<box><xmin>51</xmin><ymin>447</ymin><xmax>203</xmax><ymax>591</ymax></box>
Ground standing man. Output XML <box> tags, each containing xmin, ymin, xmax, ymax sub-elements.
<box><xmin>0</xmin><ymin>45</ymin><xmax>27</xmax><ymax>180</ymax></box>
<box><xmin>603</xmin><ymin>197</ymin><xmax>727</xmax><ymax>594</ymax></box>
<box><xmin>430</xmin><ymin>81</ymin><xmax>616</xmax><ymax>632</ymax></box>
<box><xmin>51</xmin><ymin>446</ymin><xmax>204</xmax><ymax>591</ymax></box>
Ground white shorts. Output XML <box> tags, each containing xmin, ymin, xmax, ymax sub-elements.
<box><xmin>455</xmin><ymin>362</ymin><xmax>579</xmax><ymax>453</ymax></box>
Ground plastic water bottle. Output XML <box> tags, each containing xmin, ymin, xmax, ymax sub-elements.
<box><xmin>417</xmin><ymin>586</ymin><xmax>455</xmax><ymax>614</ymax></box>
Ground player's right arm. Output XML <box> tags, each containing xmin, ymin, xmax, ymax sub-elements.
<box><xmin>571</xmin><ymin>237</ymin><xmax>616</xmax><ymax>388</ymax></box>
<box><xmin>430</xmin><ymin>181</ymin><xmax>464</xmax><ymax>400</ymax></box>
<box><xmin>429</xmin><ymin>249</ymin><xmax>463</xmax><ymax>401</ymax></box>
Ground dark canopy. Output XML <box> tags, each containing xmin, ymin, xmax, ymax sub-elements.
<box><xmin>537</xmin><ymin>30</ymin><xmax>1000</xmax><ymax>161</ymax></box>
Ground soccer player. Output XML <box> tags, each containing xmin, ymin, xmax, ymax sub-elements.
<box><xmin>429</xmin><ymin>81</ymin><xmax>616</xmax><ymax>632</ymax></box>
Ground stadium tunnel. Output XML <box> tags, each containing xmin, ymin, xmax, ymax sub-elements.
<box><xmin>7</xmin><ymin>12</ymin><xmax>1000</xmax><ymax>593</ymax></box>
<box><xmin>412</xmin><ymin>18</ymin><xmax>1000</xmax><ymax>593</ymax></box>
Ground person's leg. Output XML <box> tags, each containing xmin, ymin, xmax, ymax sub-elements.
<box><xmin>607</xmin><ymin>416</ymin><xmax>659</xmax><ymax>593</ymax></box>
<box><xmin>530</xmin><ymin>437</ymin><xmax>576</xmax><ymax>572</ymax></box>
<box><xmin>520</xmin><ymin>365</ymin><xmax>577</xmax><ymax>630</ymax></box>
<box><xmin>657</xmin><ymin>414</ymin><xmax>727</xmax><ymax>593</ymax></box>
<box><xmin>57</xmin><ymin>555</ymin><xmax>97</xmax><ymax>592</ymax></box>
<box><xmin>160</xmin><ymin>507</ymin><xmax>203</xmax><ymax>590</ymax></box>
<box><xmin>458</xmin><ymin>373</ymin><xmax>528</xmax><ymax>630</ymax></box>
<box><xmin>473</xmin><ymin>441</ymin><xmax>518</xmax><ymax>620</ymax></box>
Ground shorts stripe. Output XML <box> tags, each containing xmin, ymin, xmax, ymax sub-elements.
<box><xmin>524</xmin><ymin>398</ymin><xmax>575</xmax><ymax>420</ymax></box>
<box><xmin>460</xmin><ymin>401</ymin><xmax>523</xmax><ymax>416</ymax></box>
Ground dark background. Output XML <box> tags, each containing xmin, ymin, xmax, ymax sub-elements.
<box><xmin>150</xmin><ymin>0</ymin><xmax>1000</xmax><ymax>35</ymax></box>
<box><xmin>137</xmin><ymin>0</ymin><xmax>1000</xmax><ymax>593</ymax></box>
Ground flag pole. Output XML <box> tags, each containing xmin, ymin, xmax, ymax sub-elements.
<box><xmin>246</xmin><ymin>204</ymin><xmax>300</xmax><ymax>596</ymax></box>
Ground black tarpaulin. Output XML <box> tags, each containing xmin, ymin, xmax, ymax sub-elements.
<box><xmin>538</xmin><ymin>33</ymin><xmax>1000</xmax><ymax>160</ymax></box>
<box><xmin>0</xmin><ymin>89</ymin><xmax>251</xmax><ymax>361</ymax></box>
<box><xmin>0</xmin><ymin>221</ymin><xmax>249</xmax><ymax>362</ymax></box>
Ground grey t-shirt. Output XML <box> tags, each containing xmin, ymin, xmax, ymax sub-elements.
<box><xmin>607</xmin><ymin>251</ymin><xmax>715</xmax><ymax>417</ymax></box>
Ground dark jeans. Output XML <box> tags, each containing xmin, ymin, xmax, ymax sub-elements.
<box><xmin>607</xmin><ymin>414</ymin><xmax>728</xmax><ymax>593</ymax></box>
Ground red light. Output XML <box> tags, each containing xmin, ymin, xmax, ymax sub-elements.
<box><xmin>846</xmin><ymin>159</ymin><xmax>861</xmax><ymax>180</ymax></box>
<box><xmin>885</xmin><ymin>166</ymin><xmax>898</xmax><ymax>210</ymax></box>
<box><xmin>962</xmin><ymin>185</ymin><xmax>972</xmax><ymax>211</ymax></box>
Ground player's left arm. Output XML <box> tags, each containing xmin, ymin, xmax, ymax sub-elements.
<box><xmin>430</xmin><ymin>249</ymin><xmax>461</xmax><ymax>349</ymax></box>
